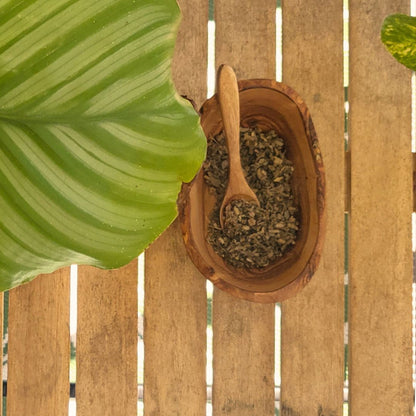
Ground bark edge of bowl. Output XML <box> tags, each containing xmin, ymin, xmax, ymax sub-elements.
<box><xmin>178</xmin><ymin>79</ymin><xmax>326</xmax><ymax>303</ymax></box>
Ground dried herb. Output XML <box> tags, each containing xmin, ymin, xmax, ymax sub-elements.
<box><xmin>203</xmin><ymin>127</ymin><xmax>299</xmax><ymax>269</ymax></box>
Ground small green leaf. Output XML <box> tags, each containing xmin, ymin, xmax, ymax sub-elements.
<box><xmin>0</xmin><ymin>0</ymin><xmax>206</xmax><ymax>290</ymax></box>
<box><xmin>381</xmin><ymin>13</ymin><xmax>416</xmax><ymax>71</ymax></box>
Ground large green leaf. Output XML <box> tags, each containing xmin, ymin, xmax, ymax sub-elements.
<box><xmin>381</xmin><ymin>13</ymin><xmax>416</xmax><ymax>71</ymax></box>
<box><xmin>0</xmin><ymin>0</ymin><xmax>206</xmax><ymax>290</ymax></box>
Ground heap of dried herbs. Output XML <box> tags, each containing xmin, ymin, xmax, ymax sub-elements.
<box><xmin>203</xmin><ymin>127</ymin><xmax>299</xmax><ymax>269</ymax></box>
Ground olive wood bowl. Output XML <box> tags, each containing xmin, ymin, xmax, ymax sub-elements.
<box><xmin>178</xmin><ymin>79</ymin><xmax>325</xmax><ymax>303</ymax></box>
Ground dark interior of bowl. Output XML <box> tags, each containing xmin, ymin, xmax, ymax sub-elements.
<box><xmin>178</xmin><ymin>79</ymin><xmax>325</xmax><ymax>303</ymax></box>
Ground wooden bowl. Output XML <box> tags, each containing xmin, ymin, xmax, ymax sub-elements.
<box><xmin>178</xmin><ymin>79</ymin><xmax>325</xmax><ymax>303</ymax></box>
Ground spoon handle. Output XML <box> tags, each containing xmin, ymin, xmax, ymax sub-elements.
<box><xmin>217</xmin><ymin>64</ymin><xmax>241</xmax><ymax>172</ymax></box>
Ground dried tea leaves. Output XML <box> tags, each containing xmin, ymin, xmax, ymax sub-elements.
<box><xmin>203</xmin><ymin>127</ymin><xmax>299</xmax><ymax>269</ymax></box>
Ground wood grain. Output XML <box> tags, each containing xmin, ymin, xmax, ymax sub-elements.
<box><xmin>77</xmin><ymin>261</ymin><xmax>138</xmax><ymax>416</ymax></box>
<box><xmin>215</xmin><ymin>0</ymin><xmax>276</xmax><ymax>81</ymax></box>
<box><xmin>349</xmin><ymin>0</ymin><xmax>413</xmax><ymax>414</ymax></box>
<box><xmin>8</xmin><ymin>269</ymin><xmax>70</xmax><ymax>416</ymax></box>
<box><xmin>144</xmin><ymin>221</ymin><xmax>207</xmax><ymax>415</ymax></box>
<box><xmin>280</xmin><ymin>1</ymin><xmax>345</xmax><ymax>414</ymax></box>
<box><xmin>213</xmin><ymin>0</ymin><xmax>276</xmax><ymax>414</ymax></box>
<box><xmin>143</xmin><ymin>1</ymin><xmax>208</xmax><ymax>413</ymax></box>
<box><xmin>212</xmin><ymin>290</ymin><xmax>275</xmax><ymax>415</ymax></box>
<box><xmin>172</xmin><ymin>0</ymin><xmax>208</xmax><ymax>106</ymax></box>
<box><xmin>413</xmin><ymin>152</ymin><xmax>416</xmax><ymax>212</ymax></box>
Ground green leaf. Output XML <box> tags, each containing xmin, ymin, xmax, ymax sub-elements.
<box><xmin>381</xmin><ymin>13</ymin><xmax>416</xmax><ymax>71</ymax></box>
<box><xmin>0</xmin><ymin>0</ymin><xmax>206</xmax><ymax>290</ymax></box>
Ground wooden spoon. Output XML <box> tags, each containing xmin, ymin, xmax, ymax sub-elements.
<box><xmin>217</xmin><ymin>64</ymin><xmax>260</xmax><ymax>227</ymax></box>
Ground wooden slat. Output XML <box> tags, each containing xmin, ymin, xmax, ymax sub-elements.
<box><xmin>215</xmin><ymin>0</ymin><xmax>276</xmax><ymax>80</ymax></box>
<box><xmin>172</xmin><ymin>0</ymin><xmax>208</xmax><ymax>106</ymax></box>
<box><xmin>8</xmin><ymin>269</ymin><xmax>70</xmax><ymax>416</ymax></box>
<box><xmin>213</xmin><ymin>1</ymin><xmax>276</xmax><ymax>415</ymax></box>
<box><xmin>77</xmin><ymin>261</ymin><xmax>138</xmax><ymax>416</ymax></box>
<box><xmin>212</xmin><ymin>290</ymin><xmax>275</xmax><ymax>415</ymax></box>
<box><xmin>413</xmin><ymin>152</ymin><xmax>416</xmax><ymax>212</ymax></box>
<box><xmin>143</xmin><ymin>0</ymin><xmax>208</xmax><ymax>413</ymax></box>
<box><xmin>280</xmin><ymin>1</ymin><xmax>345</xmax><ymax>414</ymax></box>
<box><xmin>349</xmin><ymin>1</ymin><xmax>413</xmax><ymax>414</ymax></box>
<box><xmin>144</xmin><ymin>221</ymin><xmax>207</xmax><ymax>415</ymax></box>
